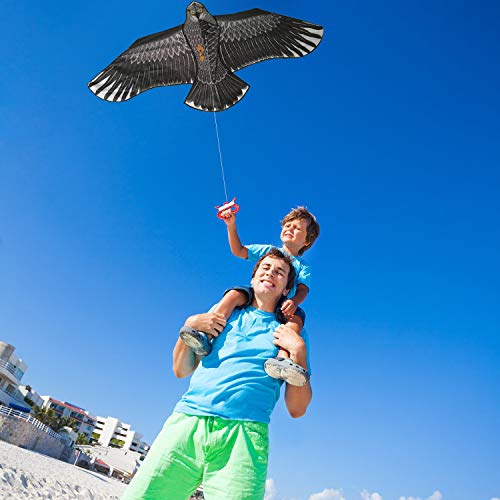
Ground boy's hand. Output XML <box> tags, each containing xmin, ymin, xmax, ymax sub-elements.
<box><xmin>220</xmin><ymin>210</ymin><xmax>236</xmax><ymax>226</ymax></box>
<box><xmin>281</xmin><ymin>299</ymin><xmax>297</xmax><ymax>318</ymax></box>
<box><xmin>185</xmin><ymin>313</ymin><xmax>226</xmax><ymax>337</ymax></box>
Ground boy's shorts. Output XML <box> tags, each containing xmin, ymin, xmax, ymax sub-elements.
<box><xmin>121</xmin><ymin>412</ymin><xmax>269</xmax><ymax>500</ymax></box>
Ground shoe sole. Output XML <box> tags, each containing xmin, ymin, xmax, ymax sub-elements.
<box><xmin>179</xmin><ymin>330</ymin><xmax>211</xmax><ymax>356</ymax></box>
<box><xmin>281</xmin><ymin>366</ymin><xmax>310</xmax><ymax>387</ymax></box>
<box><xmin>264</xmin><ymin>358</ymin><xmax>284</xmax><ymax>379</ymax></box>
<box><xmin>264</xmin><ymin>358</ymin><xmax>310</xmax><ymax>387</ymax></box>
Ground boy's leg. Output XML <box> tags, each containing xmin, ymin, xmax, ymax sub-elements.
<box><xmin>202</xmin><ymin>419</ymin><xmax>269</xmax><ymax>500</ymax></box>
<box><xmin>212</xmin><ymin>288</ymin><xmax>251</xmax><ymax>322</ymax></box>
<box><xmin>121</xmin><ymin>413</ymin><xmax>204</xmax><ymax>500</ymax></box>
<box><xmin>179</xmin><ymin>287</ymin><xmax>253</xmax><ymax>356</ymax></box>
<box><xmin>275</xmin><ymin>315</ymin><xmax>303</xmax><ymax>359</ymax></box>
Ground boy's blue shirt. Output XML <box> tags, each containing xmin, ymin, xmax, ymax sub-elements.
<box><xmin>174</xmin><ymin>306</ymin><xmax>311</xmax><ymax>424</ymax></box>
<box><xmin>245</xmin><ymin>243</ymin><xmax>312</xmax><ymax>299</ymax></box>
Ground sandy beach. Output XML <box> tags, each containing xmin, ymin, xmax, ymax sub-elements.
<box><xmin>0</xmin><ymin>440</ymin><xmax>127</xmax><ymax>499</ymax></box>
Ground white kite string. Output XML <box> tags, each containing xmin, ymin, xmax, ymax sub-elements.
<box><xmin>212</xmin><ymin>110</ymin><xmax>228</xmax><ymax>202</ymax></box>
<box><xmin>205</xmin><ymin>41</ymin><xmax>229</xmax><ymax>202</ymax></box>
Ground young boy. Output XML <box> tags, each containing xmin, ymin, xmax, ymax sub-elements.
<box><xmin>180</xmin><ymin>206</ymin><xmax>320</xmax><ymax>386</ymax></box>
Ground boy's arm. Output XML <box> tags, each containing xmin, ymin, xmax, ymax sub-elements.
<box><xmin>221</xmin><ymin>211</ymin><xmax>248</xmax><ymax>259</ymax></box>
<box><xmin>281</xmin><ymin>283</ymin><xmax>309</xmax><ymax>317</ymax></box>
<box><xmin>291</xmin><ymin>283</ymin><xmax>309</xmax><ymax>306</ymax></box>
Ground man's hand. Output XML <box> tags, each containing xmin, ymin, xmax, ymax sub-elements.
<box><xmin>272</xmin><ymin>324</ymin><xmax>307</xmax><ymax>367</ymax></box>
<box><xmin>185</xmin><ymin>312</ymin><xmax>226</xmax><ymax>337</ymax></box>
<box><xmin>281</xmin><ymin>299</ymin><xmax>297</xmax><ymax>319</ymax></box>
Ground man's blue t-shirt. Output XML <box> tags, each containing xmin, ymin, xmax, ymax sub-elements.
<box><xmin>246</xmin><ymin>244</ymin><xmax>311</xmax><ymax>299</ymax></box>
<box><xmin>174</xmin><ymin>306</ymin><xmax>311</xmax><ymax>424</ymax></box>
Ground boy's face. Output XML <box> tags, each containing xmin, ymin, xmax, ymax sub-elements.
<box><xmin>280</xmin><ymin>218</ymin><xmax>309</xmax><ymax>249</ymax></box>
<box><xmin>251</xmin><ymin>256</ymin><xmax>290</xmax><ymax>300</ymax></box>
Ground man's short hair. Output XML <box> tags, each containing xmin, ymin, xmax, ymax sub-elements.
<box><xmin>251</xmin><ymin>248</ymin><xmax>296</xmax><ymax>292</ymax></box>
<box><xmin>281</xmin><ymin>206</ymin><xmax>320</xmax><ymax>256</ymax></box>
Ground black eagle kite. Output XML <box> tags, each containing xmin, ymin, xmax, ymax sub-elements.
<box><xmin>88</xmin><ymin>2</ymin><xmax>324</xmax><ymax>112</ymax></box>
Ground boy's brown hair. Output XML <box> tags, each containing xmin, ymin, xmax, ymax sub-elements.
<box><xmin>281</xmin><ymin>206</ymin><xmax>320</xmax><ymax>256</ymax></box>
<box><xmin>252</xmin><ymin>248</ymin><xmax>296</xmax><ymax>292</ymax></box>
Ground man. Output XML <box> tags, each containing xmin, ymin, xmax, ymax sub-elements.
<box><xmin>122</xmin><ymin>248</ymin><xmax>312</xmax><ymax>500</ymax></box>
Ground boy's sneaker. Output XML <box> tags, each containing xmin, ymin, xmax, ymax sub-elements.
<box><xmin>179</xmin><ymin>327</ymin><xmax>212</xmax><ymax>356</ymax></box>
<box><xmin>264</xmin><ymin>357</ymin><xmax>310</xmax><ymax>387</ymax></box>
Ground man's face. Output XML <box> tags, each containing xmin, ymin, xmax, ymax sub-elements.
<box><xmin>251</xmin><ymin>256</ymin><xmax>290</xmax><ymax>301</ymax></box>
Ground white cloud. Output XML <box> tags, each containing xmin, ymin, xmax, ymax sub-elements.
<box><xmin>309</xmin><ymin>488</ymin><xmax>346</xmax><ymax>500</ymax></box>
<box><xmin>361</xmin><ymin>491</ymin><xmax>383</xmax><ymax>500</ymax></box>
<box><xmin>426</xmin><ymin>492</ymin><xmax>442</xmax><ymax>500</ymax></box>
<box><xmin>491</xmin><ymin>498</ymin><xmax>500</xmax><ymax>500</ymax></box>
<box><xmin>264</xmin><ymin>478</ymin><xmax>277</xmax><ymax>500</ymax></box>
<box><xmin>399</xmin><ymin>491</ymin><xmax>443</xmax><ymax>500</ymax></box>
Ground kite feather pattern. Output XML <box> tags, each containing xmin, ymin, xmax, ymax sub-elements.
<box><xmin>88</xmin><ymin>1</ymin><xmax>324</xmax><ymax>111</ymax></box>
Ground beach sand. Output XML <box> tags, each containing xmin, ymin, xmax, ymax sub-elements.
<box><xmin>0</xmin><ymin>440</ymin><xmax>127</xmax><ymax>499</ymax></box>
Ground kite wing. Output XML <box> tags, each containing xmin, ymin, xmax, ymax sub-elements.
<box><xmin>215</xmin><ymin>9</ymin><xmax>323</xmax><ymax>73</ymax></box>
<box><xmin>88</xmin><ymin>25</ymin><xmax>197</xmax><ymax>102</ymax></box>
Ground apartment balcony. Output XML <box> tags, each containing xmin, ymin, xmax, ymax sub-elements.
<box><xmin>0</xmin><ymin>359</ymin><xmax>22</xmax><ymax>385</ymax></box>
<box><xmin>0</xmin><ymin>383</ymin><xmax>26</xmax><ymax>406</ymax></box>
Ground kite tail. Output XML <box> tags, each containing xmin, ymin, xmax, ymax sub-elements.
<box><xmin>184</xmin><ymin>73</ymin><xmax>250</xmax><ymax>112</ymax></box>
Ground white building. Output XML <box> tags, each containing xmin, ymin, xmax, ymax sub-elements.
<box><xmin>18</xmin><ymin>385</ymin><xmax>44</xmax><ymax>408</ymax></box>
<box><xmin>92</xmin><ymin>416</ymin><xmax>149</xmax><ymax>457</ymax></box>
<box><xmin>40</xmin><ymin>397</ymin><xmax>97</xmax><ymax>441</ymax></box>
<box><xmin>0</xmin><ymin>341</ymin><xmax>32</xmax><ymax>412</ymax></box>
<box><xmin>78</xmin><ymin>444</ymin><xmax>144</xmax><ymax>481</ymax></box>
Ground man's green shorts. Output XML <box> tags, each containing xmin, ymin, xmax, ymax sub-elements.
<box><xmin>121</xmin><ymin>412</ymin><xmax>269</xmax><ymax>500</ymax></box>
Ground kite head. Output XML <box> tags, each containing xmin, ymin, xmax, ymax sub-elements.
<box><xmin>186</xmin><ymin>2</ymin><xmax>215</xmax><ymax>23</ymax></box>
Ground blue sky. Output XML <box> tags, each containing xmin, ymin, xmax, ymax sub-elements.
<box><xmin>2</xmin><ymin>1</ymin><xmax>500</xmax><ymax>499</ymax></box>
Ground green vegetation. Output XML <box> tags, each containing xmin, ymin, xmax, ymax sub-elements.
<box><xmin>31</xmin><ymin>406</ymin><xmax>79</xmax><ymax>433</ymax></box>
<box><xmin>76</xmin><ymin>433</ymin><xmax>89</xmax><ymax>445</ymax></box>
<box><xmin>110</xmin><ymin>438</ymin><xmax>125</xmax><ymax>448</ymax></box>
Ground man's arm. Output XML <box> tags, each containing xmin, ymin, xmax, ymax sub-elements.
<box><xmin>221</xmin><ymin>211</ymin><xmax>248</xmax><ymax>259</ymax></box>
<box><xmin>173</xmin><ymin>312</ymin><xmax>226</xmax><ymax>378</ymax></box>
<box><xmin>272</xmin><ymin>324</ymin><xmax>313</xmax><ymax>418</ymax></box>
<box><xmin>173</xmin><ymin>337</ymin><xmax>201</xmax><ymax>378</ymax></box>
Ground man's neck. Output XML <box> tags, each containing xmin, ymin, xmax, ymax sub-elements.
<box><xmin>251</xmin><ymin>296</ymin><xmax>279</xmax><ymax>313</ymax></box>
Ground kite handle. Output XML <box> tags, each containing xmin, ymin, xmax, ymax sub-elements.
<box><xmin>216</xmin><ymin>197</ymin><xmax>240</xmax><ymax>219</ymax></box>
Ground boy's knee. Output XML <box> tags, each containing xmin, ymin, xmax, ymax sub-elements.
<box><xmin>223</xmin><ymin>286</ymin><xmax>254</xmax><ymax>308</ymax></box>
